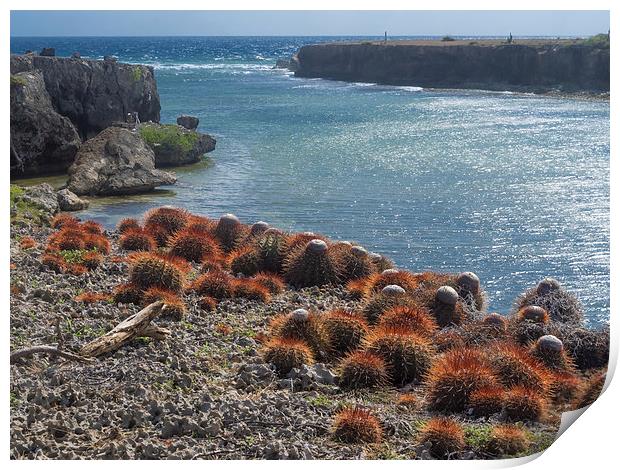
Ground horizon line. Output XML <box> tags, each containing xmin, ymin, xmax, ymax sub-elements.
<box><xmin>10</xmin><ymin>33</ymin><xmax>596</xmax><ymax>38</ymax></box>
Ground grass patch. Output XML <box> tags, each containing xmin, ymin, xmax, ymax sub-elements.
<box><xmin>464</xmin><ymin>423</ymin><xmax>493</xmax><ymax>451</ymax></box>
<box><xmin>10</xmin><ymin>184</ymin><xmax>46</xmax><ymax>225</ymax></box>
<box><xmin>580</xmin><ymin>33</ymin><xmax>610</xmax><ymax>49</ymax></box>
<box><xmin>131</xmin><ymin>67</ymin><xmax>143</xmax><ymax>82</ymax></box>
<box><xmin>10</xmin><ymin>74</ymin><xmax>27</xmax><ymax>87</ymax></box>
<box><xmin>139</xmin><ymin>123</ymin><xmax>199</xmax><ymax>153</ymax></box>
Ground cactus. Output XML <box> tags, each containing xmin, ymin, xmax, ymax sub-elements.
<box><xmin>531</xmin><ymin>335</ymin><xmax>573</xmax><ymax>371</ymax></box>
<box><xmin>396</xmin><ymin>393</ymin><xmax>418</xmax><ymax>409</ymax></box>
<box><xmin>198</xmin><ymin>296</ymin><xmax>218</xmax><ymax>312</ymax></box>
<box><xmin>377</xmin><ymin>305</ymin><xmax>438</xmax><ymax>338</ymax></box>
<box><xmin>364</xmin><ymin>326</ymin><xmax>434</xmax><ymax>386</ymax></box>
<box><xmin>321</xmin><ymin>309</ymin><xmax>369</xmax><ymax>356</ymax></box>
<box><xmin>574</xmin><ymin>370</ymin><xmax>606</xmax><ymax>409</ymax></box>
<box><xmin>190</xmin><ymin>270</ymin><xmax>235</xmax><ymax>299</ymax></box>
<box><xmin>112</xmin><ymin>282</ymin><xmax>143</xmax><ymax>304</ymax></box>
<box><xmin>262</xmin><ymin>337</ymin><xmax>314</xmax><ymax>375</ymax></box>
<box><xmin>482</xmin><ymin>313</ymin><xmax>507</xmax><ymax>331</ymax></box>
<box><xmin>251</xmin><ymin>272</ymin><xmax>286</xmax><ymax>294</ymax></box>
<box><xmin>142</xmin><ymin>287</ymin><xmax>186</xmax><ymax>320</ymax></box>
<box><xmin>228</xmin><ymin>245</ymin><xmax>263</xmax><ymax>276</ymax></box>
<box><xmin>19</xmin><ymin>237</ymin><xmax>36</xmax><ymax>249</ymax></box>
<box><xmin>41</xmin><ymin>254</ymin><xmax>66</xmax><ymax>273</ymax></box>
<box><xmin>368</xmin><ymin>252</ymin><xmax>395</xmax><ymax>272</ymax></box>
<box><xmin>468</xmin><ymin>386</ymin><xmax>505</xmax><ymax>417</ymax></box>
<box><xmin>144</xmin><ymin>222</ymin><xmax>172</xmax><ymax>248</ymax></box>
<box><xmin>338</xmin><ymin>351</ymin><xmax>388</xmax><ymax>389</ymax></box>
<box><xmin>213</xmin><ymin>213</ymin><xmax>247</xmax><ymax>252</ymax></box>
<box><xmin>485</xmin><ymin>425</ymin><xmax>530</xmax><ymax>456</ymax></box>
<box><xmin>232</xmin><ymin>279</ymin><xmax>271</xmax><ymax>303</ymax></box>
<box><xmin>168</xmin><ymin>229</ymin><xmax>223</xmax><ymax>263</ymax></box>
<box><xmin>504</xmin><ymin>386</ymin><xmax>546</xmax><ymax>422</ymax></box>
<box><xmin>84</xmin><ymin>233</ymin><xmax>110</xmax><ymax>255</ymax></box>
<box><xmin>128</xmin><ymin>252</ymin><xmax>185</xmax><ymax>292</ymax></box>
<box><xmin>80</xmin><ymin>220</ymin><xmax>104</xmax><ymax>235</ymax></box>
<box><xmin>82</xmin><ymin>251</ymin><xmax>103</xmax><ymax>270</ymax></box>
<box><xmin>144</xmin><ymin>206</ymin><xmax>189</xmax><ymax>235</ymax></box>
<box><xmin>361</xmin><ymin>284</ymin><xmax>411</xmax><ymax>324</ymax></box>
<box><xmin>432</xmin><ymin>328</ymin><xmax>467</xmax><ymax>352</ymax></box>
<box><xmin>255</xmin><ymin>228</ymin><xmax>289</xmax><ymax>273</ymax></box>
<box><xmin>283</xmin><ymin>239</ymin><xmax>342</xmax><ymax>288</ymax></box>
<box><xmin>431</xmin><ymin>286</ymin><xmax>465</xmax><ymax>327</ymax></box>
<box><xmin>455</xmin><ymin>271</ymin><xmax>486</xmax><ymax>311</ymax></box>
<box><xmin>516</xmin><ymin>305</ymin><xmax>549</xmax><ymax>324</ymax></box>
<box><xmin>514</xmin><ymin>278</ymin><xmax>583</xmax><ymax>324</ymax></box>
<box><xmin>561</xmin><ymin>326</ymin><xmax>609</xmax><ymax>371</ymax></box>
<box><xmin>269</xmin><ymin>309</ymin><xmax>326</xmax><ymax>356</ymax></box>
<box><xmin>74</xmin><ymin>292</ymin><xmax>110</xmax><ymax>303</ymax></box>
<box><xmin>425</xmin><ymin>347</ymin><xmax>499</xmax><ymax>412</ymax></box>
<box><xmin>331</xmin><ymin>407</ymin><xmax>382</xmax><ymax>444</ymax></box>
<box><xmin>119</xmin><ymin>229</ymin><xmax>156</xmax><ymax>252</ymax></box>
<box><xmin>117</xmin><ymin>217</ymin><xmax>141</xmax><ymax>234</ymax></box>
<box><xmin>549</xmin><ymin>371</ymin><xmax>583</xmax><ymax>405</ymax></box>
<box><xmin>51</xmin><ymin>213</ymin><xmax>79</xmax><ymax>229</ymax></box>
<box><xmin>489</xmin><ymin>343</ymin><xmax>551</xmax><ymax>393</ymax></box>
<box><xmin>331</xmin><ymin>244</ymin><xmax>375</xmax><ymax>281</ymax></box>
<box><xmin>418</xmin><ymin>417</ymin><xmax>465</xmax><ymax>458</ymax></box>
<box><xmin>284</xmin><ymin>232</ymin><xmax>329</xmax><ymax>256</ymax></box>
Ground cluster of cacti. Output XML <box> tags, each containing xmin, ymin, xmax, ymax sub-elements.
<box><xmin>74</xmin><ymin>292</ymin><xmax>111</xmax><ymax>303</ymax></box>
<box><xmin>331</xmin><ymin>407</ymin><xmax>383</xmax><ymax>444</ymax></box>
<box><xmin>19</xmin><ymin>236</ymin><xmax>36</xmax><ymax>249</ymax></box>
<box><xmin>29</xmin><ymin>208</ymin><xmax>608</xmax><ymax>459</ymax></box>
<box><xmin>41</xmin><ymin>216</ymin><xmax>111</xmax><ymax>275</ymax></box>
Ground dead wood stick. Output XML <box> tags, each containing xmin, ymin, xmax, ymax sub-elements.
<box><xmin>10</xmin><ymin>346</ymin><xmax>94</xmax><ymax>364</ymax></box>
<box><xmin>140</xmin><ymin>324</ymin><xmax>172</xmax><ymax>340</ymax></box>
<box><xmin>80</xmin><ymin>301</ymin><xmax>166</xmax><ymax>357</ymax></box>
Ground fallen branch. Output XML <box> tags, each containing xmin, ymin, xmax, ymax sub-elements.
<box><xmin>80</xmin><ymin>301</ymin><xmax>166</xmax><ymax>357</ymax></box>
<box><xmin>140</xmin><ymin>324</ymin><xmax>172</xmax><ymax>340</ymax></box>
<box><xmin>10</xmin><ymin>346</ymin><xmax>94</xmax><ymax>364</ymax></box>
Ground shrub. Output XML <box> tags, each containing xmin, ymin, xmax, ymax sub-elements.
<box><xmin>128</xmin><ymin>252</ymin><xmax>185</xmax><ymax>292</ymax></box>
<box><xmin>418</xmin><ymin>417</ymin><xmax>465</xmax><ymax>458</ymax></box>
<box><xmin>262</xmin><ymin>337</ymin><xmax>314</xmax><ymax>375</ymax></box>
<box><xmin>504</xmin><ymin>387</ymin><xmax>546</xmax><ymax>422</ymax></box>
<box><xmin>321</xmin><ymin>309</ymin><xmax>369</xmax><ymax>356</ymax></box>
<box><xmin>365</xmin><ymin>326</ymin><xmax>434</xmax><ymax>386</ymax></box>
<box><xmin>426</xmin><ymin>347</ymin><xmax>499</xmax><ymax>413</ymax></box>
<box><xmin>332</xmin><ymin>407</ymin><xmax>382</xmax><ymax>444</ymax></box>
<box><xmin>338</xmin><ymin>351</ymin><xmax>388</xmax><ymax>389</ymax></box>
<box><xmin>283</xmin><ymin>239</ymin><xmax>342</xmax><ymax>288</ymax></box>
<box><xmin>485</xmin><ymin>425</ymin><xmax>530</xmax><ymax>456</ymax></box>
<box><xmin>140</xmin><ymin>123</ymin><xmax>200</xmax><ymax>153</ymax></box>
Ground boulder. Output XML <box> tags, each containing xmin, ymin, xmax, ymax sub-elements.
<box><xmin>67</xmin><ymin>126</ymin><xmax>176</xmax><ymax>196</ymax></box>
<box><xmin>19</xmin><ymin>183</ymin><xmax>59</xmax><ymax>215</ymax></box>
<box><xmin>40</xmin><ymin>48</ymin><xmax>55</xmax><ymax>57</ymax></box>
<box><xmin>57</xmin><ymin>189</ymin><xmax>89</xmax><ymax>211</ymax></box>
<box><xmin>139</xmin><ymin>123</ymin><xmax>216</xmax><ymax>167</ymax></box>
<box><xmin>176</xmin><ymin>115</ymin><xmax>199</xmax><ymax>130</ymax></box>
<box><xmin>10</xmin><ymin>71</ymin><xmax>81</xmax><ymax>176</ymax></box>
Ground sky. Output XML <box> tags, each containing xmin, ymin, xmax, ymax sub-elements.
<box><xmin>10</xmin><ymin>10</ymin><xmax>610</xmax><ymax>37</ymax></box>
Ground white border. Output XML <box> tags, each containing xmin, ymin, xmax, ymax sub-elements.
<box><xmin>3</xmin><ymin>1</ymin><xmax>617</xmax><ymax>468</ymax></box>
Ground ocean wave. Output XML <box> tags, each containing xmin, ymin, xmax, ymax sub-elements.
<box><xmin>148</xmin><ymin>62</ymin><xmax>275</xmax><ymax>72</ymax></box>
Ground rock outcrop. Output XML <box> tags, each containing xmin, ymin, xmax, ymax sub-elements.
<box><xmin>10</xmin><ymin>71</ymin><xmax>81</xmax><ymax>176</ymax></box>
<box><xmin>138</xmin><ymin>123</ymin><xmax>216</xmax><ymax>167</ymax></box>
<box><xmin>57</xmin><ymin>189</ymin><xmax>89</xmax><ymax>211</ymax></box>
<box><xmin>295</xmin><ymin>40</ymin><xmax>610</xmax><ymax>93</ymax></box>
<box><xmin>10</xmin><ymin>54</ymin><xmax>161</xmax><ymax>139</ymax></box>
<box><xmin>67</xmin><ymin>127</ymin><xmax>176</xmax><ymax>196</ymax></box>
<box><xmin>176</xmin><ymin>115</ymin><xmax>199</xmax><ymax>130</ymax></box>
<box><xmin>10</xmin><ymin>54</ymin><xmax>162</xmax><ymax>177</ymax></box>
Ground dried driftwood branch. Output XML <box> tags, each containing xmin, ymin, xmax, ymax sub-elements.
<box><xmin>140</xmin><ymin>324</ymin><xmax>172</xmax><ymax>340</ymax></box>
<box><xmin>80</xmin><ymin>301</ymin><xmax>167</xmax><ymax>357</ymax></box>
<box><xmin>10</xmin><ymin>346</ymin><xmax>94</xmax><ymax>364</ymax></box>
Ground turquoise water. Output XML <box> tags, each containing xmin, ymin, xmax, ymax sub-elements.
<box><xmin>11</xmin><ymin>37</ymin><xmax>610</xmax><ymax>324</ymax></box>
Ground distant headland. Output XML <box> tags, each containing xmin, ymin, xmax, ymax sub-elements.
<box><xmin>293</xmin><ymin>37</ymin><xmax>610</xmax><ymax>95</ymax></box>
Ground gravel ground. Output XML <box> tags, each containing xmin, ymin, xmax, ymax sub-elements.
<box><xmin>10</xmin><ymin>221</ymin><xmax>560</xmax><ymax>460</ymax></box>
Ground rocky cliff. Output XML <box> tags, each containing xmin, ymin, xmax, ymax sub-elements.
<box><xmin>295</xmin><ymin>40</ymin><xmax>610</xmax><ymax>93</ymax></box>
<box><xmin>11</xmin><ymin>54</ymin><xmax>161</xmax><ymax>176</ymax></box>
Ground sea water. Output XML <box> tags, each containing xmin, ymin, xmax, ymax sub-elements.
<box><xmin>10</xmin><ymin>36</ymin><xmax>610</xmax><ymax>324</ymax></box>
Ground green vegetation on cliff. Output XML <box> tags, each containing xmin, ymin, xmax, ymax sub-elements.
<box><xmin>581</xmin><ymin>33</ymin><xmax>610</xmax><ymax>49</ymax></box>
<box><xmin>10</xmin><ymin>74</ymin><xmax>27</xmax><ymax>87</ymax></box>
<box><xmin>139</xmin><ymin>123</ymin><xmax>199</xmax><ymax>153</ymax></box>
<box><xmin>10</xmin><ymin>185</ymin><xmax>46</xmax><ymax>225</ymax></box>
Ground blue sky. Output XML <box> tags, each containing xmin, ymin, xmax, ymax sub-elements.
<box><xmin>10</xmin><ymin>10</ymin><xmax>609</xmax><ymax>37</ymax></box>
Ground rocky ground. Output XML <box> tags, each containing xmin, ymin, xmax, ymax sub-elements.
<box><xmin>9</xmin><ymin>217</ymin><xmax>564</xmax><ymax>460</ymax></box>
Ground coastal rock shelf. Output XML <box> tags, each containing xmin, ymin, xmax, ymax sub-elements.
<box><xmin>294</xmin><ymin>39</ymin><xmax>610</xmax><ymax>93</ymax></box>
<box><xmin>9</xmin><ymin>205</ymin><xmax>609</xmax><ymax>459</ymax></box>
